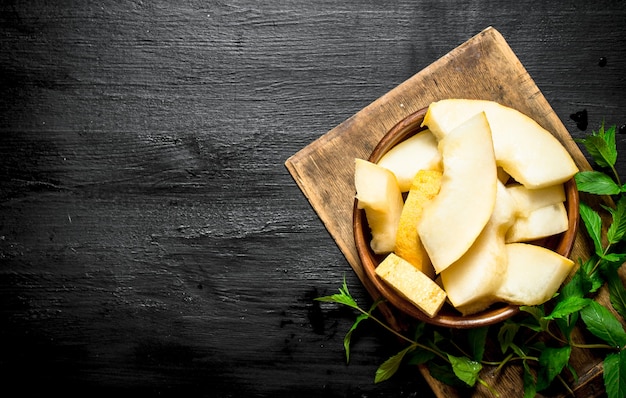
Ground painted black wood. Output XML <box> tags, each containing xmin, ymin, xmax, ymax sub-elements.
<box><xmin>1</xmin><ymin>1</ymin><xmax>625</xmax><ymax>397</ymax></box>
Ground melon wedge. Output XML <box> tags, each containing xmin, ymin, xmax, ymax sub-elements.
<box><xmin>506</xmin><ymin>183</ymin><xmax>566</xmax><ymax>217</ymax></box>
<box><xmin>377</xmin><ymin>129</ymin><xmax>442</xmax><ymax>192</ymax></box>
<box><xmin>394</xmin><ymin>170</ymin><xmax>442</xmax><ymax>279</ymax></box>
<box><xmin>422</xmin><ymin>99</ymin><xmax>578</xmax><ymax>189</ymax></box>
<box><xmin>506</xmin><ymin>202</ymin><xmax>569</xmax><ymax>243</ymax></box>
<box><xmin>440</xmin><ymin>181</ymin><xmax>516</xmax><ymax>315</ymax></box>
<box><xmin>417</xmin><ymin>112</ymin><xmax>498</xmax><ymax>273</ymax></box>
<box><xmin>354</xmin><ymin>158</ymin><xmax>404</xmax><ymax>254</ymax></box>
<box><xmin>496</xmin><ymin>243</ymin><xmax>574</xmax><ymax>305</ymax></box>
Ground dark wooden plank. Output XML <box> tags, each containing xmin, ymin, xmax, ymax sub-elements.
<box><xmin>1</xmin><ymin>1</ymin><xmax>625</xmax><ymax>397</ymax></box>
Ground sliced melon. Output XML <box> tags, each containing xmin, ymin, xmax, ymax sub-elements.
<box><xmin>377</xmin><ymin>129</ymin><xmax>442</xmax><ymax>192</ymax></box>
<box><xmin>496</xmin><ymin>243</ymin><xmax>574</xmax><ymax>305</ymax></box>
<box><xmin>417</xmin><ymin>111</ymin><xmax>498</xmax><ymax>273</ymax></box>
<box><xmin>422</xmin><ymin>99</ymin><xmax>578</xmax><ymax>189</ymax></box>
<box><xmin>354</xmin><ymin>158</ymin><xmax>404</xmax><ymax>254</ymax></box>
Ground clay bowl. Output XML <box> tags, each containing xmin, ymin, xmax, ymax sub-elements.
<box><xmin>353</xmin><ymin>107</ymin><xmax>579</xmax><ymax>329</ymax></box>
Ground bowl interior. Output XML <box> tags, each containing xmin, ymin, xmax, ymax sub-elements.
<box><xmin>353</xmin><ymin>107</ymin><xmax>579</xmax><ymax>329</ymax></box>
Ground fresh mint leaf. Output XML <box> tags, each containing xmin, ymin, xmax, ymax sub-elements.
<box><xmin>606</xmin><ymin>196</ymin><xmax>626</xmax><ymax>243</ymax></box>
<box><xmin>427</xmin><ymin>361</ymin><xmax>466</xmax><ymax>387</ymax></box>
<box><xmin>606</xmin><ymin>266</ymin><xmax>626</xmax><ymax>321</ymax></box>
<box><xmin>433</xmin><ymin>330</ymin><xmax>445</xmax><ymax>345</ymax></box>
<box><xmin>580</xmin><ymin>202</ymin><xmax>604</xmax><ymax>256</ymax></box>
<box><xmin>497</xmin><ymin>321</ymin><xmax>519</xmax><ymax>354</ymax></box>
<box><xmin>406</xmin><ymin>348</ymin><xmax>436</xmax><ymax>366</ymax></box>
<box><xmin>520</xmin><ymin>305</ymin><xmax>549</xmax><ymax>332</ymax></box>
<box><xmin>344</xmin><ymin>313</ymin><xmax>368</xmax><ymax>363</ymax></box>
<box><xmin>315</xmin><ymin>292</ymin><xmax>358</xmax><ymax>309</ymax></box>
<box><xmin>536</xmin><ymin>346</ymin><xmax>572</xmax><ymax>391</ymax></box>
<box><xmin>544</xmin><ymin>297</ymin><xmax>592</xmax><ymax>320</ymax></box>
<box><xmin>576</xmin><ymin>171</ymin><xmax>621</xmax><ymax>195</ymax></box>
<box><xmin>521</xmin><ymin>359</ymin><xmax>537</xmax><ymax>398</ymax></box>
<box><xmin>374</xmin><ymin>345</ymin><xmax>415</xmax><ymax>383</ymax></box>
<box><xmin>604</xmin><ymin>350</ymin><xmax>626</xmax><ymax>398</ymax></box>
<box><xmin>576</xmin><ymin>123</ymin><xmax>618</xmax><ymax>168</ymax></box>
<box><xmin>580</xmin><ymin>301</ymin><xmax>626</xmax><ymax>348</ymax></box>
<box><xmin>467</xmin><ymin>326</ymin><xmax>488</xmax><ymax>362</ymax></box>
<box><xmin>447</xmin><ymin>354</ymin><xmax>482</xmax><ymax>387</ymax></box>
<box><xmin>510</xmin><ymin>341</ymin><xmax>528</xmax><ymax>359</ymax></box>
<box><xmin>602</xmin><ymin>253</ymin><xmax>626</xmax><ymax>264</ymax></box>
<box><xmin>581</xmin><ymin>257</ymin><xmax>605</xmax><ymax>293</ymax></box>
<box><xmin>315</xmin><ymin>277</ymin><xmax>359</xmax><ymax>309</ymax></box>
<box><xmin>560</xmin><ymin>265</ymin><xmax>592</xmax><ymax>299</ymax></box>
<box><xmin>555</xmin><ymin>311</ymin><xmax>579</xmax><ymax>342</ymax></box>
<box><xmin>412</xmin><ymin>321</ymin><xmax>427</xmax><ymax>341</ymax></box>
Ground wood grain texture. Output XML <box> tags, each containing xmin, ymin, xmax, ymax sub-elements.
<box><xmin>286</xmin><ymin>27</ymin><xmax>607</xmax><ymax>397</ymax></box>
<box><xmin>1</xmin><ymin>1</ymin><xmax>626</xmax><ymax>397</ymax></box>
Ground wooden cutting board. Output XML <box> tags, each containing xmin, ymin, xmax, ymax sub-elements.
<box><xmin>285</xmin><ymin>26</ymin><xmax>607</xmax><ymax>397</ymax></box>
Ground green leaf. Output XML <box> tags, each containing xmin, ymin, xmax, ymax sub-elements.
<box><xmin>560</xmin><ymin>265</ymin><xmax>592</xmax><ymax>299</ymax></box>
<box><xmin>412</xmin><ymin>321</ymin><xmax>427</xmax><ymax>341</ymax></box>
<box><xmin>510</xmin><ymin>342</ymin><xmax>528</xmax><ymax>359</ymax></box>
<box><xmin>575</xmin><ymin>171</ymin><xmax>621</xmax><ymax>195</ymax></box>
<box><xmin>497</xmin><ymin>321</ymin><xmax>519</xmax><ymax>354</ymax></box>
<box><xmin>427</xmin><ymin>361</ymin><xmax>466</xmax><ymax>387</ymax></box>
<box><xmin>544</xmin><ymin>297</ymin><xmax>592</xmax><ymax>320</ymax></box>
<box><xmin>406</xmin><ymin>348</ymin><xmax>436</xmax><ymax>366</ymax></box>
<box><xmin>447</xmin><ymin>354</ymin><xmax>482</xmax><ymax>387</ymax></box>
<box><xmin>520</xmin><ymin>305</ymin><xmax>549</xmax><ymax>332</ymax></box>
<box><xmin>607</xmin><ymin>196</ymin><xmax>626</xmax><ymax>244</ymax></box>
<box><xmin>467</xmin><ymin>326</ymin><xmax>488</xmax><ymax>362</ymax></box>
<box><xmin>606</xmin><ymin>266</ymin><xmax>626</xmax><ymax>321</ymax></box>
<box><xmin>315</xmin><ymin>293</ymin><xmax>358</xmax><ymax>309</ymax></box>
<box><xmin>579</xmin><ymin>202</ymin><xmax>604</xmax><ymax>256</ymax></box>
<box><xmin>576</xmin><ymin>123</ymin><xmax>618</xmax><ymax>168</ymax></box>
<box><xmin>602</xmin><ymin>253</ymin><xmax>626</xmax><ymax>264</ymax></box>
<box><xmin>581</xmin><ymin>257</ymin><xmax>605</xmax><ymax>293</ymax></box>
<box><xmin>344</xmin><ymin>313</ymin><xmax>368</xmax><ymax>363</ymax></box>
<box><xmin>604</xmin><ymin>350</ymin><xmax>626</xmax><ymax>398</ymax></box>
<box><xmin>536</xmin><ymin>346</ymin><xmax>572</xmax><ymax>391</ymax></box>
<box><xmin>374</xmin><ymin>345</ymin><xmax>415</xmax><ymax>383</ymax></box>
<box><xmin>555</xmin><ymin>311</ymin><xmax>579</xmax><ymax>342</ymax></box>
<box><xmin>522</xmin><ymin>360</ymin><xmax>537</xmax><ymax>398</ymax></box>
<box><xmin>315</xmin><ymin>277</ymin><xmax>359</xmax><ymax>310</ymax></box>
<box><xmin>580</xmin><ymin>301</ymin><xmax>626</xmax><ymax>348</ymax></box>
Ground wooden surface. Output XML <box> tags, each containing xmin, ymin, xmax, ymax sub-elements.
<box><xmin>1</xmin><ymin>2</ymin><xmax>626</xmax><ymax>397</ymax></box>
<box><xmin>285</xmin><ymin>27</ymin><xmax>603</xmax><ymax>397</ymax></box>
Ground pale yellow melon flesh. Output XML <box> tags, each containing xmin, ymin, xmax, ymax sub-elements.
<box><xmin>394</xmin><ymin>170</ymin><xmax>442</xmax><ymax>279</ymax></box>
<box><xmin>377</xmin><ymin>129</ymin><xmax>442</xmax><ymax>192</ymax></box>
<box><xmin>354</xmin><ymin>158</ymin><xmax>404</xmax><ymax>254</ymax></box>
<box><xmin>375</xmin><ymin>253</ymin><xmax>447</xmax><ymax>318</ymax></box>
<box><xmin>422</xmin><ymin>99</ymin><xmax>578</xmax><ymax>189</ymax></box>
<box><xmin>417</xmin><ymin>111</ymin><xmax>498</xmax><ymax>273</ymax></box>
<box><xmin>506</xmin><ymin>183</ymin><xmax>566</xmax><ymax>217</ymax></box>
<box><xmin>506</xmin><ymin>202</ymin><xmax>569</xmax><ymax>243</ymax></box>
<box><xmin>496</xmin><ymin>243</ymin><xmax>574</xmax><ymax>305</ymax></box>
<box><xmin>440</xmin><ymin>181</ymin><xmax>516</xmax><ymax>315</ymax></box>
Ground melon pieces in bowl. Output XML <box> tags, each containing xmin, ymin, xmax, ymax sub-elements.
<box><xmin>353</xmin><ymin>99</ymin><xmax>579</xmax><ymax>328</ymax></box>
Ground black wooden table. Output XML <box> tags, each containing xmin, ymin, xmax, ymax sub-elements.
<box><xmin>1</xmin><ymin>1</ymin><xmax>625</xmax><ymax>397</ymax></box>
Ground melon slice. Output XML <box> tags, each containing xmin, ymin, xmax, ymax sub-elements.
<box><xmin>375</xmin><ymin>253</ymin><xmax>447</xmax><ymax>318</ymax></box>
<box><xmin>354</xmin><ymin>159</ymin><xmax>404</xmax><ymax>254</ymax></box>
<box><xmin>417</xmin><ymin>111</ymin><xmax>498</xmax><ymax>273</ymax></box>
<box><xmin>496</xmin><ymin>243</ymin><xmax>574</xmax><ymax>305</ymax></box>
<box><xmin>377</xmin><ymin>129</ymin><xmax>442</xmax><ymax>192</ymax></box>
<box><xmin>422</xmin><ymin>99</ymin><xmax>578</xmax><ymax>189</ymax></box>
<box><xmin>440</xmin><ymin>181</ymin><xmax>516</xmax><ymax>315</ymax></box>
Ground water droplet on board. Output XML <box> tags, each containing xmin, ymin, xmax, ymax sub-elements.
<box><xmin>599</xmin><ymin>57</ymin><xmax>608</xmax><ymax>67</ymax></box>
<box><xmin>570</xmin><ymin>109</ymin><xmax>588</xmax><ymax>131</ymax></box>
<box><xmin>618</xmin><ymin>124</ymin><xmax>626</xmax><ymax>135</ymax></box>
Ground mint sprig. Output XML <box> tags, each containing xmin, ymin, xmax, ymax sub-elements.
<box><xmin>318</xmin><ymin>122</ymin><xmax>626</xmax><ymax>397</ymax></box>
